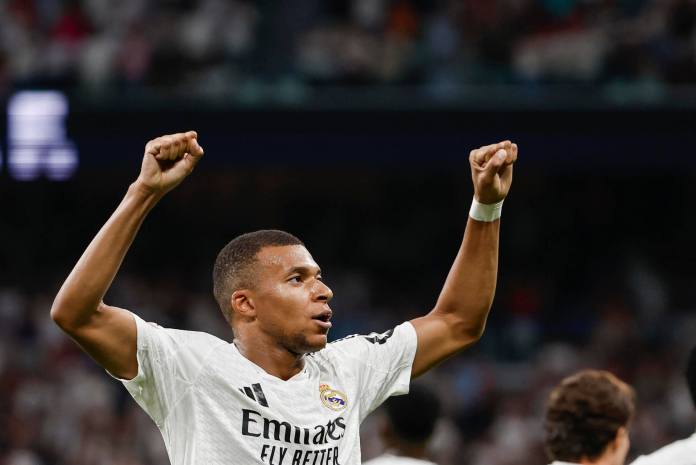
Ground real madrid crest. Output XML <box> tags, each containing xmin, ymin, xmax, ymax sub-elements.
<box><xmin>319</xmin><ymin>383</ymin><xmax>348</xmax><ymax>411</ymax></box>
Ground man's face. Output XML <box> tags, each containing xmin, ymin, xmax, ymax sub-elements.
<box><xmin>250</xmin><ymin>245</ymin><xmax>334</xmax><ymax>354</ymax></box>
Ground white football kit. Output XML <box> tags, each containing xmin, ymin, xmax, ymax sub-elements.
<box><xmin>630</xmin><ymin>433</ymin><xmax>696</xmax><ymax>465</ymax></box>
<box><xmin>113</xmin><ymin>313</ymin><xmax>418</xmax><ymax>465</ymax></box>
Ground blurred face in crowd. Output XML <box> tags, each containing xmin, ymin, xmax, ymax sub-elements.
<box><xmin>236</xmin><ymin>245</ymin><xmax>333</xmax><ymax>354</ymax></box>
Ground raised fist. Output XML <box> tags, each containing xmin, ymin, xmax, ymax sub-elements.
<box><xmin>136</xmin><ymin>131</ymin><xmax>204</xmax><ymax>195</ymax></box>
<box><xmin>469</xmin><ymin>140</ymin><xmax>517</xmax><ymax>204</ymax></box>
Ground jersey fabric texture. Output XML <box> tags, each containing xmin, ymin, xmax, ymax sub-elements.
<box><xmin>362</xmin><ymin>452</ymin><xmax>437</xmax><ymax>465</ymax></box>
<box><xmin>113</xmin><ymin>313</ymin><xmax>418</xmax><ymax>465</ymax></box>
<box><xmin>630</xmin><ymin>433</ymin><xmax>696</xmax><ymax>465</ymax></box>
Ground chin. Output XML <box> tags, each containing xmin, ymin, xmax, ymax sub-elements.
<box><xmin>286</xmin><ymin>332</ymin><xmax>327</xmax><ymax>354</ymax></box>
<box><xmin>303</xmin><ymin>334</ymin><xmax>329</xmax><ymax>353</ymax></box>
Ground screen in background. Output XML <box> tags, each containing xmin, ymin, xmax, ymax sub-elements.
<box><xmin>7</xmin><ymin>91</ymin><xmax>78</xmax><ymax>181</ymax></box>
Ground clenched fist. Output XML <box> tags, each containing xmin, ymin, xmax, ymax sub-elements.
<box><xmin>136</xmin><ymin>131</ymin><xmax>204</xmax><ymax>195</ymax></box>
<box><xmin>469</xmin><ymin>140</ymin><xmax>517</xmax><ymax>204</ymax></box>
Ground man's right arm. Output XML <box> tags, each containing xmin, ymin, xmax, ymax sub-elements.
<box><xmin>50</xmin><ymin>131</ymin><xmax>204</xmax><ymax>379</ymax></box>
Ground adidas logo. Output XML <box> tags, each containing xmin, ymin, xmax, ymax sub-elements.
<box><xmin>239</xmin><ymin>383</ymin><xmax>269</xmax><ymax>407</ymax></box>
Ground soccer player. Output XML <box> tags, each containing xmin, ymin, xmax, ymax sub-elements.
<box><xmin>544</xmin><ymin>370</ymin><xmax>636</xmax><ymax>465</ymax></box>
<box><xmin>50</xmin><ymin>131</ymin><xmax>517</xmax><ymax>465</ymax></box>
<box><xmin>363</xmin><ymin>383</ymin><xmax>441</xmax><ymax>465</ymax></box>
<box><xmin>630</xmin><ymin>346</ymin><xmax>696</xmax><ymax>465</ymax></box>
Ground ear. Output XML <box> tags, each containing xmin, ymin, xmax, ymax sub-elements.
<box><xmin>613</xmin><ymin>426</ymin><xmax>628</xmax><ymax>446</ymax></box>
<box><xmin>607</xmin><ymin>426</ymin><xmax>630</xmax><ymax>464</ymax></box>
<box><xmin>230</xmin><ymin>289</ymin><xmax>256</xmax><ymax>318</ymax></box>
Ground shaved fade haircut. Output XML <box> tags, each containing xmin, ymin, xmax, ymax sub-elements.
<box><xmin>213</xmin><ymin>230</ymin><xmax>304</xmax><ymax>323</ymax></box>
<box><xmin>544</xmin><ymin>370</ymin><xmax>635</xmax><ymax>463</ymax></box>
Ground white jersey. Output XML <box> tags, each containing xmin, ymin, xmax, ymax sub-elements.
<box><xmin>363</xmin><ymin>452</ymin><xmax>437</xmax><ymax>465</ymax></box>
<box><xmin>630</xmin><ymin>433</ymin><xmax>696</xmax><ymax>465</ymax></box>
<box><xmin>113</xmin><ymin>313</ymin><xmax>418</xmax><ymax>465</ymax></box>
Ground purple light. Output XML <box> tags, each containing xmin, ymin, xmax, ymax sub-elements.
<box><xmin>7</xmin><ymin>91</ymin><xmax>78</xmax><ymax>181</ymax></box>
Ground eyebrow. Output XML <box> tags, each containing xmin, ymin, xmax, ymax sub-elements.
<box><xmin>287</xmin><ymin>266</ymin><xmax>322</xmax><ymax>276</ymax></box>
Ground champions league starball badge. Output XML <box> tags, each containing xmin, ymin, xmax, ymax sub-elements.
<box><xmin>319</xmin><ymin>384</ymin><xmax>347</xmax><ymax>411</ymax></box>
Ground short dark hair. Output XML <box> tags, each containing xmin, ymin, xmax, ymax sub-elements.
<box><xmin>213</xmin><ymin>230</ymin><xmax>304</xmax><ymax>323</ymax></box>
<box><xmin>544</xmin><ymin>370</ymin><xmax>635</xmax><ymax>463</ymax></box>
<box><xmin>687</xmin><ymin>346</ymin><xmax>696</xmax><ymax>406</ymax></box>
<box><xmin>383</xmin><ymin>383</ymin><xmax>441</xmax><ymax>443</ymax></box>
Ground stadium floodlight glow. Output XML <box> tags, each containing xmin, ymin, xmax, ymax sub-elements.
<box><xmin>7</xmin><ymin>91</ymin><xmax>78</xmax><ymax>181</ymax></box>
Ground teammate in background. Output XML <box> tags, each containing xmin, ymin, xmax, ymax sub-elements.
<box><xmin>363</xmin><ymin>383</ymin><xmax>441</xmax><ymax>465</ymax></box>
<box><xmin>50</xmin><ymin>131</ymin><xmax>517</xmax><ymax>465</ymax></box>
<box><xmin>544</xmin><ymin>370</ymin><xmax>636</xmax><ymax>465</ymax></box>
<box><xmin>630</xmin><ymin>346</ymin><xmax>696</xmax><ymax>465</ymax></box>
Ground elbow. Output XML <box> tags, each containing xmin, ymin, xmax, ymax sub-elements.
<box><xmin>458</xmin><ymin>322</ymin><xmax>486</xmax><ymax>347</ymax></box>
<box><xmin>433</xmin><ymin>304</ymin><xmax>489</xmax><ymax>346</ymax></box>
<box><xmin>50</xmin><ymin>297</ymin><xmax>95</xmax><ymax>332</ymax></box>
<box><xmin>467</xmin><ymin>323</ymin><xmax>486</xmax><ymax>343</ymax></box>
<box><xmin>50</xmin><ymin>299</ymin><xmax>70</xmax><ymax>330</ymax></box>
<box><xmin>454</xmin><ymin>318</ymin><xmax>486</xmax><ymax>344</ymax></box>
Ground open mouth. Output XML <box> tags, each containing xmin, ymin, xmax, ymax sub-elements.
<box><xmin>312</xmin><ymin>310</ymin><xmax>332</xmax><ymax>329</ymax></box>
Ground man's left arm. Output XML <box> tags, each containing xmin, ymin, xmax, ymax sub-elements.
<box><xmin>410</xmin><ymin>140</ymin><xmax>517</xmax><ymax>377</ymax></box>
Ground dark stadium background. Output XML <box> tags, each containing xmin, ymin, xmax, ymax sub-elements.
<box><xmin>3</xmin><ymin>1</ymin><xmax>696</xmax><ymax>464</ymax></box>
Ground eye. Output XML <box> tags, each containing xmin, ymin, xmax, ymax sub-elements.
<box><xmin>289</xmin><ymin>275</ymin><xmax>302</xmax><ymax>283</ymax></box>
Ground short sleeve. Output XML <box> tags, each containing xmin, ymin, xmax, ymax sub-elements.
<box><xmin>328</xmin><ymin>321</ymin><xmax>417</xmax><ymax>420</ymax></box>
<box><xmin>109</xmin><ymin>313</ymin><xmax>226</xmax><ymax>427</ymax></box>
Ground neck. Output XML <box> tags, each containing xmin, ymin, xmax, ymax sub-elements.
<box><xmin>233</xmin><ymin>333</ymin><xmax>305</xmax><ymax>381</ymax></box>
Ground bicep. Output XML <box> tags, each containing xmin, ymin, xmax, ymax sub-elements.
<box><xmin>63</xmin><ymin>303</ymin><xmax>138</xmax><ymax>380</ymax></box>
<box><xmin>409</xmin><ymin>312</ymin><xmax>478</xmax><ymax>378</ymax></box>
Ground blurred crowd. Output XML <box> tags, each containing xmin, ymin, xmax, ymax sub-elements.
<box><xmin>2</xmin><ymin>0</ymin><xmax>696</xmax><ymax>99</ymax></box>
<box><xmin>2</xmin><ymin>169</ymin><xmax>696</xmax><ymax>465</ymax></box>
<box><xmin>1</xmin><ymin>258</ymin><xmax>694</xmax><ymax>465</ymax></box>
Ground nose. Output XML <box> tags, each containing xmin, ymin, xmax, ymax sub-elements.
<box><xmin>313</xmin><ymin>279</ymin><xmax>333</xmax><ymax>302</ymax></box>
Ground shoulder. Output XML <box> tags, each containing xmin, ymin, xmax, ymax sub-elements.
<box><xmin>328</xmin><ymin>321</ymin><xmax>415</xmax><ymax>351</ymax></box>
<box><xmin>631</xmin><ymin>433</ymin><xmax>696</xmax><ymax>465</ymax></box>
<box><xmin>310</xmin><ymin>322</ymin><xmax>416</xmax><ymax>376</ymax></box>
<box><xmin>132</xmin><ymin>313</ymin><xmax>228</xmax><ymax>354</ymax></box>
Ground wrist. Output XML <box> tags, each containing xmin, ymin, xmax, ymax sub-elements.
<box><xmin>469</xmin><ymin>197</ymin><xmax>503</xmax><ymax>222</ymax></box>
<box><xmin>129</xmin><ymin>180</ymin><xmax>165</xmax><ymax>206</ymax></box>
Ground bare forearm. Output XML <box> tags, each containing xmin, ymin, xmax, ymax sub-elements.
<box><xmin>433</xmin><ymin>218</ymin><xmax>500</xmax><ymax>337</ymax></box>
<box><xmin>51</xmin><ymin>182</ymin><xmax>162</xmax><ymax>327</ymax></box>
<box><xmin>410</xmin><ymin>141</ymin><xmax>514</xmax><ymax>377</ymax></box>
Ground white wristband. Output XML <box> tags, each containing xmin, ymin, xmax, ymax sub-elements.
<box><xmin>469</xmin><ymin>197</ymin><xmax>503</xmax><ymax>222</ymax></box>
